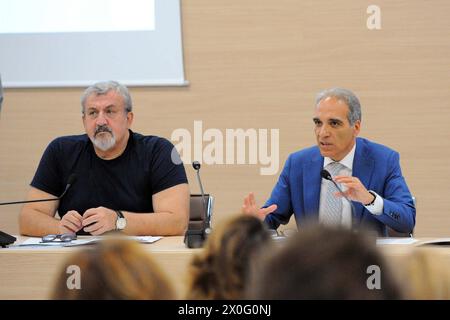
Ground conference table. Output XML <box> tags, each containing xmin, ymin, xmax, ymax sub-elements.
<box><xmin>0</xmin><ymin>236</ymin><xmax>200</xmax><ymax>300</ymax></box>
<box><xmin>1</xmin><ymin>235</ymin><xmax>449</xmax><ymax>300</ymax></box>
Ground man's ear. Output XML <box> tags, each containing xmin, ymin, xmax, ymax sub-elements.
<box><xmin>127</xmin><ymin>111</ymin><xmax>134</xmax><ymax>128</ymax></box>
<box><xmin>353</xmin><ymin>120</ymin><xmax>361</xmax><ymax>136</ymax></box>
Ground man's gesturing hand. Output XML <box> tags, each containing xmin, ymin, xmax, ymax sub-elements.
<box><xmin>242</xmin><ymin>192</ymin><xmax>277</xmax><ymax>221</ymax></box>
<box><xmin>333</xmin><ymin>175</ymin><xmax>375</xmax><ymax>205</ymax></box>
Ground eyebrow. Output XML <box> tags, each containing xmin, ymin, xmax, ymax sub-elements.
<box><xmin>86</xmin><ymin>104</ymin><xmax>116</xmax><ymax>111</ymax></box>
<box><xmin>328</xmin><ymin>118</ymin><xmax>344</xmax><ymax>124</ymax></box>
<box><xmin>312</xmin><ymin>117</ymin><xmax>344</xmax><ymax>124</ymax></box>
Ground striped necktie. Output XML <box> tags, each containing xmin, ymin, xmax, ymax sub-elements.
<box><xmin>322</xmin><ymin>162</ymin><xmax>345</xmax><ymax>226</ymax></box>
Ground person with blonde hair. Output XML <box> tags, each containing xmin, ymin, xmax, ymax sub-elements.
<box><xmin>52</xmin><ymin>239</ymin><xmax>175</xmax><ymax>299</ymax></box>
<box><xmin>186</xmin><ymin>215</ymin><xmax>273</xmax><ymax>300</ymax></box>
<box><xmin>398</xmin><ymin>247</ymin><xmax>450</xmax><ymax>300</ymax></box>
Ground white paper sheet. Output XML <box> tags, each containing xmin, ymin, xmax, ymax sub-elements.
<box><xmin>376</xmin><ymin>237</ymin><xmax>418</xmax><ymax>245</ymax></box>
<box><xmin>18</xmin><ymin>236</ymin><xmax>162</xmax><ymax>247</ymax></box>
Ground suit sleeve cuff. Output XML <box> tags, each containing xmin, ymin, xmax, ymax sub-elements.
<box><xmin>364</xmin><ymin>190</ymin><xmax>384</xmax><ymax>215</ymax></box>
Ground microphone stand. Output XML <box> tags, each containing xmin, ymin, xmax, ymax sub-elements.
<box><xmin>192</xmin><ymin>162</ymin><xmax>210</xmax><ymax>233</ymax></box>
<box><xmin>0</xmin><ymin>174</ymin><xmax>77</xmax><ymax>247</ymax></box>
<box><xmin>0</xmin><ymin>174</ymin><xmax>76</xmax><ymax>206</ymax></box>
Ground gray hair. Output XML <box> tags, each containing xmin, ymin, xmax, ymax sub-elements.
<box><xmin>81</xmin><ymin>81</ymin><xmax>132</xmax><ymax>114</ymax></box>
<box><xmin>315</xmin><ymin>88</ymin><xmax>361</xmax><ymax>125</ymax></box>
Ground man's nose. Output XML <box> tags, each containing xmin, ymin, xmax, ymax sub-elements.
<box><xmin>318</xmin><ymin>124</ymin><xmax>330</xmax><ymax>137</ymax></box>
<box><xmin>95</xmin><ymin>111</ymin><xmax>108</xmax><ymax>125</ymax></box>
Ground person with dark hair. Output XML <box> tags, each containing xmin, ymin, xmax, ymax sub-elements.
<box><xmin>52</xmin><ymin>239</ymin><xmax>175</xmax><ymax>299</ymax></box>
<box><xmin>243</xmin><ymin>88</ymin><xmax>415</xmax><ymax>236</ymax></box>
<box><xmin>246</xmin><ymin>226</ymin><xmax>403</xmax><ymax>299</ymax></box>
<box><xmin>186</xmin><ymin>215</ymin><xmax>273</xmax><ymax>300</ymax></box>
<box><xmin>20</xmin><ymin>80</ymin><xmax>189</xmax><ymax>237</ymax></box>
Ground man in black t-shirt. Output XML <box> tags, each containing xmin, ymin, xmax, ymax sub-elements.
<box><xmin>19</xmin><ymin>81</ymin><xmax>190</xmax><ymax>236</ymax></box>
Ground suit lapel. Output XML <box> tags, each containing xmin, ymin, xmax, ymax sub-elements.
<box><xmin>303</xmin><ymin>150</ymin><xmax>323</xmax><ymax>221</ymax></box>
<box><xmin>352</xmin><ymin>138</ymin><xmax>375</xmax><ymax>224</ymax></box>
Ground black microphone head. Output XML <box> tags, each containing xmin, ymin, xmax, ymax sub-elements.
<box><xmin>321</xmin><ymin>169</ymin><xmax>332</xmax><ymax>181</ymax></box>
<box><xmin>192</xmin><ymin>161</ymin><xmax>201</xmax><ymax>170</ymax></box>
<box><xmin>67</xmin><ymin>174</ymin><xmax>77</xmax><ymax>185</ymax></box>
<box><xmin>58</xmin><ymin>174</ymin><xmax>77</xmax><ymax>199</ymax></box>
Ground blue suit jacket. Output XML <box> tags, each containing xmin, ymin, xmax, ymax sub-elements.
<box><xmin>264</xmin><ymin>138</ymin><xmax>416</xmax><ymax>236</ymax></box>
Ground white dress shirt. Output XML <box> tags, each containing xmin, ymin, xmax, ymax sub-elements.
<box><xmin>319</xmin><ymin>143</ymin><xmax>384</xmax><ymax>228</ymax></box>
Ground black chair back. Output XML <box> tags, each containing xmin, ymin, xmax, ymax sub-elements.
<box><xmin>184</xmin><ymin>194</ymin><xmax>214</xmax><ymax>248</ymax></box>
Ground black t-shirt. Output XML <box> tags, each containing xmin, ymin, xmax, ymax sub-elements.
<box><xmin>31</xmin><ymin>130</ymin><xmax>188</xmax><ymax>222</ymax></box>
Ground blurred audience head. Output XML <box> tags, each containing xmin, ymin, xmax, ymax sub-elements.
<box><xmin>52</xmin><ymin>238</ymin><xmax>175</xmax><ymax>299</ymax></box>
<box><xmin>398</xmin><ymin>247</ymin><xmax>450</xmax><ymax>299</ymax></box>
<box><xmin>246</xmin><ymin>225</ymin><xmax>403</xmax><ymax>299</ymax></box>
<box><xmin>186</xmin><ymin>214</ymin><xmax>273</xmax><ymax>299</ymax></box>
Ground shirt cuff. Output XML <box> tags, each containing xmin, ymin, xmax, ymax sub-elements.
<box><xmin>364</xmin><ymin>191</ymin><xmax>384</xmax><ymax>215</ymax></box>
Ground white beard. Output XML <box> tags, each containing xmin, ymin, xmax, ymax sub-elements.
<box><xmin>92</xmin><ymin>132</ymin><xmax>116</xmax><ymax>151</ymax></box>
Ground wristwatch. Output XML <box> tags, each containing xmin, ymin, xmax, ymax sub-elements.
<box><xmin>364</xmin><ymin>191</ymin><xmax>377</xmax><ymax>206</ymax></box>
<box><xmin>115</xmin><ymin>210</ymin><xmax>127</xmax><ymax>230</ymax></box>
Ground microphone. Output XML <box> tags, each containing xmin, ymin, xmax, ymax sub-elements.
<box><xmin>0</xmin><ymin>174</ymin><xmax>77</xmax><ymax>247</ymax></box>
<box><xmin>320</xmin><ymin>169</ymin><xmax>356</xmax><ymax>216</ymax></box>
<box><xmin>0</xmin><ymin>174</ymin><xmax>77</xmax><ymax>206</ymax></box>
<box><xmin>192</xmin><ymin>161</ymin><xmax>205</xmax><ymax>196</ymax></box>
<box><xmin>191</xmin><ymin>161</ymin><xmax>211</xmax><ymax>234</ymax></box>
<box><xmin>192</xmin><ymin>161</ymin><xmax>206</xmax><ymax>213</ymax></box>
<box><xmin>320</xmin><ymin>169</ymin><xmax>333</xmax><ymax>181</ymax></box>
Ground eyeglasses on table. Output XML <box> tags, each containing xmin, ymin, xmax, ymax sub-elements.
<box><xmin>41</xmin><ymin>233</ymin><xmax>77</xmax><ymax>243</ymax></box>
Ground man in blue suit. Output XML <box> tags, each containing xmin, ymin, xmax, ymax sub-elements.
<box><xmin>242</xmin><ymin>88</ymin><xmax>415</xmax><ymax>236</ymax></box>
